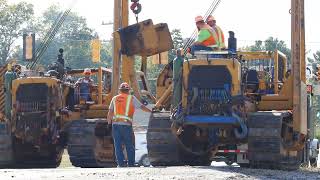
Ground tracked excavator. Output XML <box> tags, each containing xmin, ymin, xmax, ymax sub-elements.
<box><xmin>0</xmin><ymin>0</ymin><xmax>317</xmax><ymax>170</ymax></box>
<box><xmin>147</xmin><ymin>0</ymin><xmax>319</xmax><ymax>170</ymax></box>
<box><xmin>0</xmin><ymin>0</ymin><xmax>172</xmax><ymax>168</ymax></box>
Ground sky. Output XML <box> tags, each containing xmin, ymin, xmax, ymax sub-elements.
<box><xmin>8</xmin><ymin>0</ymin><xmax>320</xmax><ymax>56</ymax></box>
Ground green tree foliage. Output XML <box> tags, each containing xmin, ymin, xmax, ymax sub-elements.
<box><xmin>307</xmin><ymin>50</ymin><xmax>320</xmax><ymax>64</ymax></box>
<box><xmin>307</xmin><ymin>50</ymin><xmax>320</xmax><ymax>126</ymax></box>
<box><xmin>0</xmin><ymin>0</ymin><xmax>34</xmax><ymax>65</ymax></box>
<box><xmin>248</xmin><ymin>37</ymin><xmax>291</xmax><ymax>63</ymax></box>
<box><xmin>168</xmin><ymin>29</ymin><xmax>184</xmax><ymax>62</ymax></box>
<box><xmin>25</xmin><ymin>4</ymin><xmax>112</xmax><ymax>69</ymax></box>
<box><xmin>144</xmin><ymin>28</ymin><xmax>184</xmax><ymax>79</ymax></box>
<box><xmin>134</xmin><ymin>29</ymin><xmax>184</xmax><ymax>94</ymax></box>
<box><xmin>249</xmin><ymin>40</ymin><xmax>264</xmax><ymax>51</ymax></box>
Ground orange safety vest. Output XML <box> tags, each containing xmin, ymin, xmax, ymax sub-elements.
<box><xmin>214</xmin><ymin>25</ymin><xmax>225</xmax><ymax>48</ymax></box>
<box><xmin>200</xmin><ymin>26</ymin><xmax>219</xmax><ymax>48</ymax></box>
<box><xmin>112</xmin><ymin>94</ymin><xmax>135</xmax><ymax>124</ymax></box>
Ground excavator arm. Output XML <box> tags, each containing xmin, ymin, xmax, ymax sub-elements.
<box><xmin>110</xmin><ymin>0</ymin><xmax>173</xmax><ymax>105</ymax></box>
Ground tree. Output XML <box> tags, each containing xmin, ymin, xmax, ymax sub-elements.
<box><xmin>249</xmin><ymin>40</ymin><xmax>263</xmax><ymax>51</ymax></box>
<box><xmin>307</xmin><ymin>50</ymin><xmax>320</xmax><ymax>126</ymax></box>
<box><xmin>248</xmin><ymin>37</ymin><xmax>291</xmax><ymax>63</ymax></box>
<box><xmin>24</xmin><ymin>4</ymin><xmax>112</xmax><ymax>69</ymax></box>
<box><xmin>168</xmin><ymin>29</ymin><xmax>184</xmax><ymax>62</ymax></box>
<box><xmin>307</xmin><ymin>50</ymin><xmax>320</xmax><ymax>64</ymax></box>
<box><xmin>0</xmin><ymin>0</ymin><xmax>34</xmax><ymax>65</ymax></box>
<box><xmin>138</xmin><ymin>29</ymin><xmax>184</xmax><ymax>80</ymax></box>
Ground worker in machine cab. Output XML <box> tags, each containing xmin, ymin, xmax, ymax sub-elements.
<box><xmin>206</xmin><ymin>15</ymin><xmax>226</xmax><ymax>49</ymax></box>
<box><xmin>75</xmin><ymin>68</ymin><xmax>94</xmax><ymax>101</ymax></box>
<box><xmin>13</xmin><ymin>64</ymin><xmax>22</xmax><ymax>77</ymax></box>
<box><xmin>190</xmin><ymin>15</ymin><xmax>219</xmax><ymax>55</ymax></box>
<box><xmin>107</xmin><ymin>82</ymin><xmax>152</xmax><ymax>167</ymax></box>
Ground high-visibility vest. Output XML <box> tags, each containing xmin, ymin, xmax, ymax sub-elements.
<box><xmin>214</xmin><ymin>26</ymin><xmax>225</xmax><ymax>48</ymax></box>
<box><xmin>113</xmin><ymin>94</ymin><xmax>135</xmax><ymax>123</ymax></box>
<box><xmin>200</xmin><ymin>27</ymin><xmax>219</xmax><ymax>48</ymax></box>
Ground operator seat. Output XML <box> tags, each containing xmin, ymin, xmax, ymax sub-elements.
<box><xmin>245</xmin><ymin>70</ymin><xmax>259</xmax><ymax>93</ymax></box>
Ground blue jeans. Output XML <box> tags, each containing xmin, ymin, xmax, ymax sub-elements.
<box><xmin>191</xmin><ymin>44</ymin><xmax>213</xmax><ymax>55</ymax></box>
<box><xmin>112</xmin><ymin>124</ymin><xmax>135</xmax><ymax>167</ymax></box>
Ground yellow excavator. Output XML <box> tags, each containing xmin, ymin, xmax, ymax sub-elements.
<box><xmin>0</xmin><ymin>0</ymin><xmax>317</xmax><ymax>170</ymax></box>
<box><xmin>146</xmin><ymin>0</ymin><xmax>318</xmax><ymax>169</ymax></box>
<box><xmin>0</xmin><ymin>0</ymin><xmax>172</xmax><ymax>167</ymax></box>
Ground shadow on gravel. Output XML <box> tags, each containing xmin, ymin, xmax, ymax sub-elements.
<box><xmin>193</xmin><ymin>165</ymin><xmax>320</xmax><ymax>180</ymax></box>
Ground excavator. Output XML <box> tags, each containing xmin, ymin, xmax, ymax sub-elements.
<box><xmin>0</xmin><ymin>0</ymin><xmax>172</xmax><ymax>167</ymax></box>
<box><xmin>0</xmin><ymin>0</ymin><xmax>318</xmax><ymax>170</ymax></box>
<box><xmin>147</xmin><ymin>0</ymin><xmax>319</xmax><ymax>169</ymax></box>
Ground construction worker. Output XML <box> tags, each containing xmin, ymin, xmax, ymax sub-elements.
<box><xmin>13</xmin><ymin>64</ymin><xmax>22</xmax><ymax>77</ymax></box>
<box><xmin>4</xmin><ymin>64</ymin><xmax>17</xmax><ymax>119</ymax></box>
<box><xmin>75</xmin><ymin>68</ymin><xmax>94</xmax><ymax>101</ymax></box>
<box><xmin>107</xmin><ymin>82</ymin><xmax>152</xmax><ymax>167</ymax></box>
<box><xmin>206</xmin><ymin>15</ymin><xmax>226</xmax><ymax>49</ymax></box>
<box><xmin>190</xmin><ymin>15</ymin><xmax>219</xmax><ymax>55</ymax></box>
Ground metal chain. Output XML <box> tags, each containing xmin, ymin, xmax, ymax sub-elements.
<box><xmin>135</xmin><ymin>14</ymin><xmax>139</xmax><ymax>23</ymax></box>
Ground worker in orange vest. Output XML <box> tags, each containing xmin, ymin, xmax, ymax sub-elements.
<box><xmin>206</xmin><ymin>15</ymin><xmax>226</xmax><ymax>49</ymax></box>
<box><xmin>107</xmin><ymin>82</ymin><xmax>152</xmax><ymax>167</ymax></box>
<box><xmin>190</xmin><ymin>15</ymin><xmax>219</xmax><ymax>55</ymax></box>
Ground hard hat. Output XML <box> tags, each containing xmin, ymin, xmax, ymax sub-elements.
<box><xmin>195</xmin><ymin>15</ymin><xmax>204</xmax><ymax>23</ymax></box>
<box><xmin>119</xmin><ymin>82</ymin><xmax>130</xmax><ymax>90</ymax></box>
<box><xmin>7</xmin><ymin>64</ymin><xmax>12</xmax><ymax>71</ymax></box>
<box><xmin>83</xmin><ymin>68</ymin><xmax>92</xmax><ymax>75</ymax></box>
<box><xmin>206</xmin><ymin>15</ymin><xmax>215</xmax><ymax>22</ymax></box>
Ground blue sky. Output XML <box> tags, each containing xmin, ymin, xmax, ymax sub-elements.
<box><xmin>9</xmin><ymin>0</ymin><xmax>320</xmax><ymax>56</ymax></box>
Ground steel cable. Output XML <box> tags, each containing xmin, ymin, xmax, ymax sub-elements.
<box><xmin>183</xmin><ymin>0</ymin><xmax>221</xmax><ymax>55</ymax></box>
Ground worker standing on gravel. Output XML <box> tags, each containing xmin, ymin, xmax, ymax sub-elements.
<box><xmin>107</xmin><ymin>82</ymin><xmax>152</xmax><ymax>167</ymax></box>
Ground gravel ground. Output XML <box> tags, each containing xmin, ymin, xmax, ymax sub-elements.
<box><xmin>0</xmin><ymin>165</ymin><xmax>319</xmax><ymax>180</ymax></box>
<box><xmin>0</xmin><ymin>108</ymin><xmax>318</xmax><ymax>180</ymax></box>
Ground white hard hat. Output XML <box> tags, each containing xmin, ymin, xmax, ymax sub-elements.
<box><xmin>195</xmin><ymin>15</ymin><xmax>204</xmax><ymax>23</ymax></box>
<box><xmin>207</xmin><ymin>15</ymin><xmax>216</xmax><ymax>22</ymax></box>
<box><xmin>83</xmin><ymin>68</ymin><xmax>92</xmax><ymax>75</ymax></box>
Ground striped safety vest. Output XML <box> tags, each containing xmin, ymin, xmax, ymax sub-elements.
<box><xmin>214</xmin><ymin>26</ymin><xmax>225</xmax><ymax>49</ymax></box>
<box><xmin>113</xmin><ymin>94</ymin><xmax>134</xmax><ymax>123</ymax></box>
<box><xmin>200</xmin><ymin>26</ymin><xmax>219</xmax><ymax>48</ymax></box>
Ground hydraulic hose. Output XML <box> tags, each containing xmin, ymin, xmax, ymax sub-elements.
<box><xmin>232</xmin><ymin>113</ymin><xmax>248</xmax><ymax>139</ymax></box>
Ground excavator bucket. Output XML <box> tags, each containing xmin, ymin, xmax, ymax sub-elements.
<box><xmin>154</xmin><ymin>23</ymin><xmax>174</xmax><ymax>53</ymax></box>
<box><xmin>118</xmin><ymin>19</ymin><xmax>173</xmax><ymax>57</ymax></box>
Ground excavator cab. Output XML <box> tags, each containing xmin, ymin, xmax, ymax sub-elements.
<box><xmin>66</xmin><ymin>68</ymin><xmax>112</xmax><ymax>107</ymax></box>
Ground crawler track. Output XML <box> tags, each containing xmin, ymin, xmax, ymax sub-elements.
<box><xmin>248</xmin><ymin>112</ymin><xmax>301</xmax><ymax>170</ymax></box>
<box><xmin>67</xmin><ymin>119</ymin><xmax>115</xmax><ymax>168</ymax></box>
<box><xmin>147</xmin><ymin>112</ymin><xmax>211</xmax><ymax>166</ymax></box>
